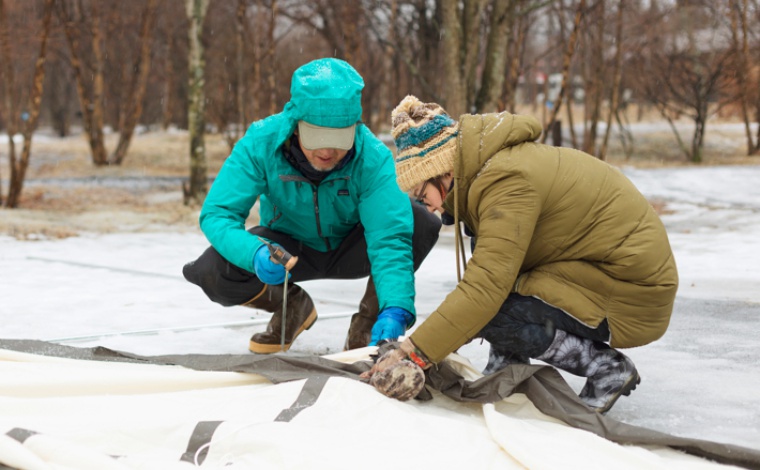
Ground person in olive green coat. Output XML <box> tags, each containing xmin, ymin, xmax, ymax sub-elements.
<box><xmin>183</xmin><ymin>62</ymin><xmax>441</xmax><ymax>354</ymax></box>
<box><xmin>363</xmin><ymin>95</ymin><xmax>678</xmax><ymax>414</ymax></box>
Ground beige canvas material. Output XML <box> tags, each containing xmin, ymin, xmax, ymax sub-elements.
<box><xmin>0</xmin><ymin>340</ymin><xmax>757</xmax><ymax>469</ymax></box>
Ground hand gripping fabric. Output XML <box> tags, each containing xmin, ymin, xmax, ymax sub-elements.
<box><xmin>370</xmin><ymin>358</ymin><xmax>425</xmax><ymax>401</ymax></box>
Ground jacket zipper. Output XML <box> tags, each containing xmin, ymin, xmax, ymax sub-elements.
<box><xmin>280</xmin><ymin>174</ymin><xmax>343</xmax><ymax>251</ymax></box>
<box><xmin>266</xmin><ymin>205</ymin><xmax>282</xmax><ymax>226</ymax></box>
<box><xmin>311</xmin><ymin>184</ymin><xmax>331</xmax><ymax>251</ymax></box>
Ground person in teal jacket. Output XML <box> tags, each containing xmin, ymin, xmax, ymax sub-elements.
<box><xmin>183</xmin><ymin>58</ymin><xmax>441</xmax><ymax>353</ymax></box>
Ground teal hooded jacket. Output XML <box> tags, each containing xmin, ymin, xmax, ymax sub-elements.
<box><xmin>199</xmin><ymin>58</ymin><xmax>416</xmax><ymax>315</ymax></box>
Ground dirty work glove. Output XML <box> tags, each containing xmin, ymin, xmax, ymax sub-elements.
<box><xmin>360</xmin><ymin>339</ymin><xmax>429</xmax><ymax>402</ymax></box>
<box><xmin>253</xmin><ymin>244</ymin><xmax>291</xmax><ymax>285</ymax></box>
<box><xmin>369</xmin><ymin>307</ymin><xmax>414</xmax><ymax>346</ymax></box>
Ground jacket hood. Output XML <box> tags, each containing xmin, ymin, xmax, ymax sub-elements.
<box><xmin>284</xmin><ymin>58</ymin><xmax>364</xmax><ymax>128</ymax></box>
<box><xmin>456</xmin><ymin>112</ymin><xmax>543</xmax><ymax>186</ymax></box>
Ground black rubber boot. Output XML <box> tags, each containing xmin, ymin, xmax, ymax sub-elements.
<box><xmin>343</xmin><ymin>277</ymin><xmax>379</xmax><ymax>350</ymax></box>
<box><xmin>536</xmin><ymin>330</ymin><xmax>641</xmax><ymax>414</ymax></box>
<box><xmin>245</xmin><ymin>284</ymin><xmax>318</xmax><ymax>354</ymax></box>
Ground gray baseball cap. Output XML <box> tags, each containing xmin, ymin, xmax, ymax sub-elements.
<box><xmin>297</xmin><ymin>121</ymin><xmax>356</xmax><ymax>150</ymax></box>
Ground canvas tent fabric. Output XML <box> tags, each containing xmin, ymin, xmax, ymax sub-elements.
<box><xmin>1</xmin><ymin>339</ymin><xmax>759</xmax><ymax>470</ymax></box>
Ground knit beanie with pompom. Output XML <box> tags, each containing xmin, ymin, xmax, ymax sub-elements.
<box><xmin>391</xmin><ymin>95</ymin><xmax>459</xmax><ymax>192</ymax></box>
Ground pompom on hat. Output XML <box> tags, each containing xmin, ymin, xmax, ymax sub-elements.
<box><xmin>391</xmin><ymin>95</ymin><xmax>459</xmax><ymax>192</ymax></box>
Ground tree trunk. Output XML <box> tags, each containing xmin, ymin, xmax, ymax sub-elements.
<box><xmin>542</xmin><ymin>0</ymin><xmax>585</xmax><ymax>144</ymax></box>
<box><xmin>692</xmin><ymin>101</ymin><xmax>707</xmax><ymax>163</ymax></box>
<box><xmin>0</xmin><ymin>0</ymin><xmax>17</xmax><ymax>206</ymax></box>
<box><xmin>267</xmin><ymin>0</ymin><xmax>277</xmax><ymax>115</ymax></box>
<box><xmin>382</xmin><ymin>0</ymin><xmax>397</xmax><ymax>129</ymax></box>
<box><xmin>110</xmin><ymin>0</ymin><xmax>159</xmax><ymax>165</ymax></box>
<box><xmin>162</xmin><ymin>27</ymin><xmax>174</xmax><ymax>130</ymax></box>
<box><xmin>599</xmin><ymin>0</ymin><xmax>625</xmax><ymax>161</ymax></box>
<box><xmin>89</xmin><ymin>2</ymin><xmax>107</xmax><ymax>165</ymax></box>
<box><xmin>48</xmin><ymin>59</ymin><xmax>74</xmax><ymax>137</ymax></box>
<box><xmin>729</xmin><ymin>0</ymin><xmax>757</xmax><ymax>155</ymax></box>
<box><xmin>4</xmin><ymin>0</ymin><xmax>54</xmax><ymax>208</ymax></box>
<box><xmin>566</xmin><ymin>93</ymin><xmax>578</xmax><ymax>148</ymax></box>
<box><xmin>58</xmin><ymin>0</ymin><xmax>108</xmax><ymax>166</ymax></box>
<box><xmin>582</xmin><ymin>1</ymin><xmax>604</xmax><ymax>156</ymax></box>
<box><xmin>184</xmin><ymin>0</ymin><xmax>209</xmax><ymax>206</ymax></box>
<box><xmin>251</xmin><ymin>0</ymin><xmax>262</xmax><ymax>123</ymax></box>
<box><xmin>462</xmin><ymin>0</ymin><xmax>486</xmax><ymax>110</ymax></box>
<box><xmin>475</xmin><ymin>0</ymin><xmax>513</xmax><ymax>112</ymax></box>
<box><xmin>235</xmin><ymin>0</ymin><xmax>246</xmax><ymax>137</ymax></box>
<box><xmin>503</xmin><ymin>8</ymin><xmax>528</xmax><ymax>112</ymax></box>
<box><xmin>441</xmin><ymin>0</ymin><xmax>465</xmax><ymax>118</ymax></box>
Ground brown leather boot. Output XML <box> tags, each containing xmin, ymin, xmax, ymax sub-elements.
<box><xmin>344</xmin><ymin>277</ymin><xmax>379</xmax><ymax>350</ymax></box>
<box><xmin>245</xmin><ymin>284</ymin><xmax>318</xmax><ymax>354</ymax></box>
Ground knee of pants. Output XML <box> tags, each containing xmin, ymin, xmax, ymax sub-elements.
<box><xmin>183</xmin><ymin>261</ymin><xmax>255</xmax><ymax>307</ymax></box>
<box><xmin>479</xmin><ymin>317</ymin><xmax>555</xmax><ymax>358</ymax></box>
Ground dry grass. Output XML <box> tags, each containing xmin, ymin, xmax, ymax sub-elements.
<box><xmin>1</xmin><ymin>130</ymin><xmax>229</xmax><ymax>239</ymax></box>
<box><xmin>25</xmin><ymin>130</ymin><xmax>230</xmax><ymax>178</ymax></box>
<box><xmin>1</xmin><ymin>117</ymin><xmax>758</xmax><ymax>240</ymax></box>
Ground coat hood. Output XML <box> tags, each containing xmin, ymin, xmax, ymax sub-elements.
<box><xmin>456</xmin><ymin>112</ymin><xmax>543</xmax><ymax>187</ymax></box>
<box><xmin>260</xmin><ymin>58</ymin><xmax>364</xmax><ymax>153</ymax></box>
<box><xmin>284</xmin><ymin>58</ymin><xmax>364</xmax><ymax>128</ymax></box>
<box><xmin>448</xmin><ymin>112</ymin><xmax>543</xmax><ymax>226</ymax></box>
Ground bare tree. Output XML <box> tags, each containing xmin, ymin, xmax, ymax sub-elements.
<box><xmin>157</xmin><ymin>2</ymin><xmax>186</xmax><ymax>132</ymax></box>
<box><xmin>279</xmin><ymin>0</ymin><xmax>382</xmax><ymax>124</ymax></box>
<box><xmin>110</xmin><ymin>0</ymin><xmax>159</xmax><ymax>164</ymax></box>
<box><xmin>503</xmin><ymin>0</ymin><xmax>536</xmax><ymax>113</ymax></box>
<box><xmin>542</xmin><ymin>0</ymin><xmax>585</xmax><ymax>144</ymax></box>
<box><xmin>233</xmin><ymin>0</ymin><xmax>247</xmax><ymax>144</ymax></box>
<box><xmin>43</xmin><ymin>45</ymin><xmax>76</xmax><ymax>137</ymax></box>
<box><xmin>598</xmin><ymin>0</ymin><xmax>625</xmax><ymax>161</ymax></box>
<box><xmin>57</xmin><ymin>0</ymin><xmax>160</xmax><ymax>166</ymax></box>
<box><xmin>474</xmin><ymin>0</ymin><xmax>514</xmax><ymax>113</ymax></box>
<box><xmin>266</xmin><ymin>0</ymin><xmax>277</xmax><ymax>115</ymax></box>
<box><xmin>440</xmin><ymin>0</ymin><xmax>555</xmax><ymax>117</ymax></box>
<box><xmin>440</xmin><ymin>0</ymin><xmax>488</xmax><ymax>117</ymax></box>
<box><xmin>184</xmin><ymin>0</ymin><xmax>209</xmax><ymax>206</ymax></box>
<box><xmin>639</xmin><ymin>3</ymin><xmax>731</xmax><ymax>163</ymax></box>
<box><xmin>363</xmin><ymin>0</ymin><xmax>443</xmax><ymax>111</ymax></box>
<box><xmin>1</xmin><ymin>0</ymin><xmax>56</xmax><ymax>208</ymax></box>
<box><xmin>728</xmin><ymin>0</ymin><xmax>759</xmax><ymax>155</ymax></box>
<box><xmin>56</xmin><ymin>0</ymin><xmax>107</xmax><ymax>165</ymax></box>
<box><xmin>581</xmin><ymin>1</ymin><xmax>605</xmax><ymax>155</ymax></box>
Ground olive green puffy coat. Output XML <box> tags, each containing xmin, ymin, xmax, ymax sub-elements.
<box><xmin>410</xmin><ymin>112</ymin><xmax>678</xmax><ymax>363</ymax></box>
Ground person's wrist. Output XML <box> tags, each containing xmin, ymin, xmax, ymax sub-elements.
<box><xmin>400</xmin><ymin>338</ymin><xmax>432</xmax><ymax>370</ymax></box>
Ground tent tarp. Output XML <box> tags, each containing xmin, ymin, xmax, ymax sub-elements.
<box><xmin>1</xmin><ymin>339</ymin><xmax>758</xmax><ymax>470</ymax></box>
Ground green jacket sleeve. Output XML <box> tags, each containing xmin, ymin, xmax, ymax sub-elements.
<box><xmin>199</xmin><ymin>133</ymin><xmax>269</xmax><ymax>273</ymax></box>
<box><xmin>357</xmin><ymin>131</ymin><xmax>416</xmax><ymax>317</ymax></box>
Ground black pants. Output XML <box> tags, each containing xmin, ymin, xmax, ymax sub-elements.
<box><xmin>477</xmin><ymin>294</ymin><xmax>611</xmax><ymax>358</ymax></box>
<box><xmin>183</xmin><ymin>198</ymin><xmax>442</xmax><ymax>306</ymax></box>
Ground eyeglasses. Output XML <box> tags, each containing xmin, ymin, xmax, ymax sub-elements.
<box><xmin>414</xmin><ymin>181</ymin><xmax>429</xmax><ymax>206</ymax></box>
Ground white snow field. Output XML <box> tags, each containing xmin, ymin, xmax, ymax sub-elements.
<box><xmin>2</xmin><ymin>159</ymin><xmax>760</xmax><ymax>468</ymax></box>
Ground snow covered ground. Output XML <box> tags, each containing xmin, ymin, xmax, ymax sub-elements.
<box><xmin>2</xmin><ymin>163</ymin><xmax>760</xmax><ymax>453</ymax></box>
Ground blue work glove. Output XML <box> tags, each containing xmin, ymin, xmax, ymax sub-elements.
<box><xmin>369</xmin><ymin>307</ymin><xmax>414</xmax><ymax>346</ymax></box>
<box><xmin>253</xmin><ymin>244</ymin><xmax>291</xmax><ymax>285</ymax></box>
